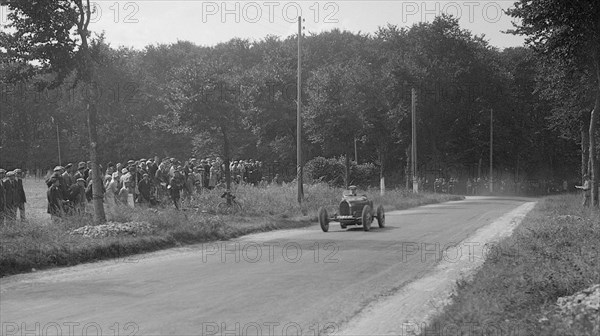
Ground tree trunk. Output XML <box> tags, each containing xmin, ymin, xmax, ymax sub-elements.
<box><xmin>345</xmin><ymin>153</ymin><xmax>350</xmax><ymax>189</ymax></box>
<box><xmin>221</xmin><ymin>127</ymin><xmax>232</xmax><ymax>192</ymax></box>
<box><xmin>379</xmin><ymin>148</ymin><xmax>385</xmax><ymax>195</ymax></box>
<box><xmin>582</xmin><ymin>108</ymin><xmax>591</xmax><ymax>181</ymax></box>
<box><xmin>589</xmin><ymin>101</ymin><xmax>599</xmax><ymax>207</ymax></box>
<box><xmin>590</xmin><ymin>50</ymin><xmax>600</xmax><ymax>207</ymax></box>
<box><xmin>88</xmin><ymin>102</ymin><xmax>106</xmax><ymax>223</ymax></box>
<box><xmin>405</xmin><ymin>145</ymin><xmax>411</xmax><ymax>189</ymax></box>
<box><xmin>79</xmin><ymin>0</ymin><xmax>106</xmax><ymax>223</ymax></box>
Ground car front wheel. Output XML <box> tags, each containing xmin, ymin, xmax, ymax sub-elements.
<box><xmin>376</xmin><ymin>205</ymin><xmax>385</xmax><ymax>228</ymax></box>
<box><xmin>362</xmin><ymin>205</ymin><xmax>372</xmax><ymax>231</ymax></box>
<box><xmin>318</xmin><ymin>207</ymin><xmax>329</xmax><ymax>232</ymax></box>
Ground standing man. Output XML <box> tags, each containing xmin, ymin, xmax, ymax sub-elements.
<box><xmin>84</xmin><ymin>161</ymin><xmax>92</xmax><ymax>181</ymax></box>
<box><xmin>68</xmin><ymin>178</ymin><xmax>87</xmax><ymax>215</ymax></box>
<box><xmin>3</xmin><ymin>171</ymin><xmax>18</xmax><ymax>221</ymax></box>
<box><xmin>14</xmin><ymin>169</ymin><xmax>26</xmax><ymax>221</ymax></box>
<box><xmin>137</xmin><ymin>173</ymin><xmax>153</xmax><ymax>205</ymax></box>
<box><xmin>576</xmin><ymin>174</ymin><xmax>592</xmax><ymax>207</ymax></box>
<box><xmin>73</xmin><ymin>162</ymin><xmax>87</xmax><ymax>185</ymax></box>
<box><xmin>168</xmin><ymin>167</ymin><xmax>185</xmax><ymax>209</ymax></box>
<box><xmin>47</xmin><ymin>174</ymin><xmax>65</xmax><ymax>220</ymax></box>
<box><xmin>62</xmin><ymin>163</ymin><xmax>74</xmax><ymax>187</ymax></box>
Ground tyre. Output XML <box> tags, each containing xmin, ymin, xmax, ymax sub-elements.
<box><xmin>318</xmin><ymin>207</ymin><xmax>329</xmax><ymax>232</ymax></box>
<box><xmin>376</xmin><ymin>205</ymin><xmax>385</xmax><ymax>228</ymax></box>
<box><xmin>216</xmin><ymin>202</ymin><xmax>230</xmax><ymax>214</ymax></box>
<box><xmin>232</xmin><ymin>200</ymin><xmax>243</xmax><ymax>213</ymax></box>
<box><xmin>216</xmin><ymin>200</ymin><xmax>242</xmax><ymax>215</ymax></box>
<box><xmin>362</xmin><ymin>205</ymin><xmax>372</xmax><ymax>231</ymax></box>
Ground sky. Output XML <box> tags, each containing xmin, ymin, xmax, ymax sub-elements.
<box><xmin>38</xmin><ymin>0</ymin><xmax>525</xmax><ymax>50</ymax></box>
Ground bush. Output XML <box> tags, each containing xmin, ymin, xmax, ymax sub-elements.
<box><xmin>349</xmin><ymin>162</ymin><xmax>378</xmax><ymax>187</ymax></box>
<box><xmin>305</xmin><ymin>157</ymin><xmax>345</xmax><ymax>185</ymax></box>
<box><xmin>305</xmin><ymin>156</ymin><xmax>379</xmax><ymax>187</ymax></box>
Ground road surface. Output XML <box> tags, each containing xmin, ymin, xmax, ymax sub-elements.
<box><xmin>1</xmin><ymin>196</ymin><xmax>536</xmax><ymax>336</ymax></box>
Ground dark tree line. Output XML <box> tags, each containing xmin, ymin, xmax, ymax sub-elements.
<box><xmin>1</xmin><ymin>4</ymin><xmax>594</xmax><ymax>206</ymax></box>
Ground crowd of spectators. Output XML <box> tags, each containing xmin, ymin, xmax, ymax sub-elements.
<box><xmin>41</xmin><ymin>156</ymin><xmax>276</xmax><ymax>220</ymax></box>
<box><xmin>0</xmin><ymin>155</ymin><xmax>289</xmax><ymax>223</ymax></box>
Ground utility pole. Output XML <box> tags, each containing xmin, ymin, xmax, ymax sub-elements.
<box><xmin>51</xmin><ymin>116</ymin><xmax>61</xmax><ymax>166</ymax></box>
<box><xmin>490</xmin><ymin>108</ymin><xmax>493</xmax><ymax>193</ymax></box>
<box><xmin>354</xmin><ymin>137</ymin><xmax>358</xmax><ymax>163</ymax></box>
<box><xmin>411</xmin><ymin>88</ymin><xmax>418</xmax><ymax>193</ymax></box>
<box><xmin>297</xmin><ymin>16</ymin><xmax>304</xmax><ymax>204</ymax></box>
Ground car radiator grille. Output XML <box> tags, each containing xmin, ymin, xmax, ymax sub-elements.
<box><xmin>339</xmin><ymin>201</ymin><xmax>350</xmax><ymax>216</ymax></box>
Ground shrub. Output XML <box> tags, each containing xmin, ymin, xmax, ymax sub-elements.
<box><xmin>305</xmin><ymin>157</ymin><xmax>345</xmax><ymax>186</ymax></box>
<box><xmin>349</xmin><ymin>162</ymin><xmax>379</xmax><ymax>187</ymax></box>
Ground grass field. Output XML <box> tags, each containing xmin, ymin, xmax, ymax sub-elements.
<box><xmin>426</xmin><ymin>194</ymin><xmax>599</xmax><ymax>335</ymax></box>
<box><xmin>0</xmin><ymin>179</ymin><xmax>463</xmax><ymax>277</ymax></box>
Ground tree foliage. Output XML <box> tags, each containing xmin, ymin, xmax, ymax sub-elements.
<box><xmin>0</xmin><ymin>12</ymin><xmax>586</xmax><ymax>192</ymax></box>
<box><xmin>508</xmin><ymin>0</ymin><xmax>600</xmax><ymax>206</ymax></box>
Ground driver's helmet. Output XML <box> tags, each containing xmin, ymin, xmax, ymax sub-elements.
<box><xmin>348</xmin><ymin>185</ymin><xmax>358</xmax><ymax>195</ymax></box>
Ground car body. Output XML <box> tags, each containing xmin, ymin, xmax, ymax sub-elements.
<box><xmin>318</xmin><ymin>189</ymin><xmax>385</xmax><ymax>232</ymax></box>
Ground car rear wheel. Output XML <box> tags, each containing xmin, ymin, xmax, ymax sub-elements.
<box><xmin>376</xmin><ymin>205</ymin><xmax>385</xmax><ymax>228</ymax></box>
<box><xmin>318</xmin><ymin>207</ymin><xmax>329</xmax><ymax>232</ymax></box>
<box><xmin>362</xmin><ymin>205</ymin><xmax>372</xmax><ymax>231</ymax></box>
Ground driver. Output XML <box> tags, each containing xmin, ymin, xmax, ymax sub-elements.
<box><xmin>349</xmin><ymin>185</ymin><xmax>358</xmax><ymax>196</ymax></box>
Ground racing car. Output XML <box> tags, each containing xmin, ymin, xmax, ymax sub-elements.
<box><xmin>318</xmin><ymin>186</ymin><xmax>385</xmax><ymax>232</ymax></box>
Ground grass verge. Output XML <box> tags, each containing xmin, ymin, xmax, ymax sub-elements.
<box><xmin>425</xmin><ymin>194</ymin><xmax>599</xmax><ymax>335</ymax></box>
<box><xmin>0</xmin><ymin>183</ymin><xmax>462</xmax><ymax>278</ymax></box>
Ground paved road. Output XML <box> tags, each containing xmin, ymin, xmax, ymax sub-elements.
<box><xmin>1</xmin><ymin>196</ymin><xmax>535</xmax><ymax>336</ymax></box>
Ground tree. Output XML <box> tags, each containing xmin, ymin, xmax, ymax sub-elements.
<box><xmin>2</xmin><ymin>0</ymin><xmax>107</xmax><ymax>221</ymax></box>
<box><xmin>508</xmin><ymin>0</ymin><xmax>600</xmax><ymax>206</ymax></box>
<box><xmin>157</xmin><ymin>39</ymin><xmax>258</xmax><ymax>191</ymax></box>
<box><xmin>304</xmin><ymin>60</ymin><xmax>369</xmax><ymax>187</ymax></box>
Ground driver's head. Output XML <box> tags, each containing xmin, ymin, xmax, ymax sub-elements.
<box><xmin>349</xmin><ymin>185</ymin><xmax>357</xmax><ymax>195</ymax></box>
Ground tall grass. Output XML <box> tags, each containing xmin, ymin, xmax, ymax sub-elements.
<box><xmin>0</xmin><ymin>183</ymin><xmax>461</xmax><ymax>277</ymax></box>
<box><xmin>425</xmin><ymin>194</ymin><xmax>600</xmax><ymax>335</ymax></box>
<box><xmin>187</xmin><ymin>183</ymin><xmax>462</xmax><ymax>218</ymax></box>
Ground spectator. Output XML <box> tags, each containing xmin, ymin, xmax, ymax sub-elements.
<box><xmin>62</xmin><ymin>163</ymin><xmax>75</xmax><ymax>187</ymax></box>
<box><xmin>105</xmin><ymin>172</ymin><xmax>120</xmax><ymax>208</ymax></box>
<box><xmin>14</xmin><ymin>169</ymin><xmax>26</xmax><ymax>221</ymax></box>
<box><xmin>576</xmin><ymin>174</ymin><xmax>591</xmax><ymax>207</ymax></box>
<box><xmin>68</xmin><ymin>178</ymin><xmax>87</xmax><ymax>215</ymax></box>
<box><xmin>274</xmin><ymin>173</ymin><xmax>283</xmax><ymax>186</ymax></box>
<box><xmin>47</xmin><ymin>174</ymin><xmax>65</xmax><ymax>220</ymax></box>
<box><xmin>73</xmin><ymin>162</ymin><xmax>86</xmax><ymax>185</ymax></box>
<box><xmin>4</xmin><ymin>171</ymin><xmax>18</xmax><ymax>221</ymax></box>
<box><xmin>118</xmin><ymin>180</ymin><xmax>130</xmax><ymax>206</ymax></box>
<box><xmin>137</xmin><ymin>173</ymin><xmax>153</xmax><ymax>205</ymax></box>
<box><xmin>168</xmin><ymin>168</ymin><xmax>185</xmax><ymax>209</ymax></box>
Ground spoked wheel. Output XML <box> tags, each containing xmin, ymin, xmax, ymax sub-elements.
<box><xmin>376</xmin><ymin>205</ymin><xmax>385</xmax><ymax>228</ymax></box>
<box><xmin>216</xmin><ymin>200</ymin><xmax>242</xmax><ymax>215</ymax></box>
<box><xmin>318</xmin><ymin>207</ymin><xmax>329</xmax><ymax>232</ymax></box>
<box><xmin>362</xmin><ymin>205</ymin><xmax>372</xmax><ymax>231</ymax></box>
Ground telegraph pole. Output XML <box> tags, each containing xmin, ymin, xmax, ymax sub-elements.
<box><xmin>490</xmin><ymin>108</ymin><xmax>493</xmax><ymax>193</ymax></box>
<box><xmin>354</xmin><ymin>137</ymin><xmax>358</xmax><ymax>163</ymax></box>
<box><xmin>51</xmin><ymin>116</ymin><xmax>62</xmax><ymax>166</ymax></box>
<box><xmin>297</xmin><ymin>16</ymin><xmax>304</xmax><ymax>204</ymax></box>
<box><xmin>411</xmin><ymin>88</ymin><xmax>418</xmax><ymax>193</ymax></box>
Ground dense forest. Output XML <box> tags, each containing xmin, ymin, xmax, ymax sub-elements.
<box><xmin>0</xmin><ymin>11</ymin><xmax>594</xmax><ymax>188</ymax></box>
